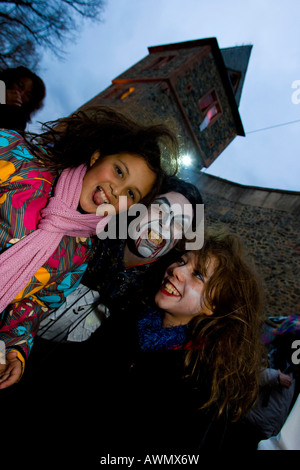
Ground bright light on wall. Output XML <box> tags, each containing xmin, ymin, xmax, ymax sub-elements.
<box><xmin>180</xmin><ymin>154</ymin><xmax>192</xmax><ymax>167</ymax></box>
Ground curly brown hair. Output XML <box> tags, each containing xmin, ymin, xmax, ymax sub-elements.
<box><xmin>183</xmin><ymin>230</ymin><xmax>266</xmax><ymax>421</ymax></box>
<box><xmin>26</xmin><ymin>106</ymin><xmax>179</xmax><ymax>204</ymax></box>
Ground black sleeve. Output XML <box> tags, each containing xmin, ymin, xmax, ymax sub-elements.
<box><xmin>0</xmin><ymin>104</ymin><xmax>27</xmax><ymax>131</ymax></box>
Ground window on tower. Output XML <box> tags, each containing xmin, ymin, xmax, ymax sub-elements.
<box><xmin>102</xmin><ymin>85</ymin><xmax>135</xmax><ymax>100</ymax></box>
<box><xmin>144</xmin><ymin>54</ymin><xmax>176</xmax><ymax>70</ymax></box>
<box><xmin>227</xmin><ymin>69</ymin><xmax>241</xmax><ymax>93</ymax></box>
<box><xmin>120</xmin><ymin>87</ymin><xmax>135</xmax><ymax>99</ymax></box>
<box><xmin>198</xmin><ymin>89</ymin><xmax>222</xmax><ymax>131</ymax></box>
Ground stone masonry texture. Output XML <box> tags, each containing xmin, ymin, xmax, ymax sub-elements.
<box><xmin>184</xmin><ymin>171</ymin><xmax>300</xmax><ymax>318</ymax></box>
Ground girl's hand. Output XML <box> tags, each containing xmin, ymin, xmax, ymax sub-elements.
<box><xmin>0</xmin><ymin>351</ymin><xmax>23</xmax><ymax>389</ymax></box>
<box><xmin>278</xmin><ymin>370</ymin><xmax>292</xmax><ymax>388</ymax></box>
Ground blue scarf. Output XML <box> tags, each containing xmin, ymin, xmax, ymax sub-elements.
<box><xmin>138</xmin><ymin>307</ymin><xmax>189</xmax><ymax>352</ymax></box>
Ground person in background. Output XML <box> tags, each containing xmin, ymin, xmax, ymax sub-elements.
<box><xmin>0</xmin><ymin>66</ymin><xmax>46</xmax><ymax>131</ymax></box>
<box><xmin>247</xmin><ymin>367</ymin><xmax>295</xmax><ymax>441</ymax></box>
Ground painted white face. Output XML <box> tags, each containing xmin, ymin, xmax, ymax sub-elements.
<box><xmin>134</xmin><ymin>191</ymin><xmax>193</xmax><ymax>259</ymax></box>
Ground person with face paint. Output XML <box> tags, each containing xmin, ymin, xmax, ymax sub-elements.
<box><xmin>36</xmin><ymin>176</ymin><xmax>203</xmax><ymax>343</ymax></box>
<box><xmin>131</xmin><ymin>191</ymin><xmax>193</xmax><ymax>260</ymax></box>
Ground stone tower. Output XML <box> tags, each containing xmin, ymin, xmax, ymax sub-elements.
<box><xmin>82</xmin><ymin>38</ymin><xmax>252</xmax><ymax>173</ymax></box>
<box><xmin>80</xmin><ymin>39</ymin><xmax>300</xmax><ymax>318</ymax></box>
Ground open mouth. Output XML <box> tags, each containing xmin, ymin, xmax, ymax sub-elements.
<box><xmin>93</xmin><ymin>186</ymin><xmax>110</xmax><ymax>206</ymax></box>
<box><xmin>161</xmin><ymin>279</ymin><xmax>181</xmax><ymax>297</ymax></box>
<box><xmin>148</xmin><ymin>229</ymin><xmax>165</xmax><ymax>248</ymax></box>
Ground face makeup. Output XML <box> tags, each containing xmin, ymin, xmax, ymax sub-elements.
<box><xmin>134</xmin><ymin>192</ymin><xmax>193</xmax><ymax>259</ymax></box>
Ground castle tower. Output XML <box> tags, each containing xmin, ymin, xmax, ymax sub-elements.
<box><xmin>82</xmin><ymin>38</ymin><xmax>252</xmax><ymax>174</ymax></box>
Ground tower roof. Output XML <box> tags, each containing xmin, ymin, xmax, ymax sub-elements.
<box><xmin>220</xmin><ymin>45</ymin><xmax>253</xmax><ymax>107</ymax></box>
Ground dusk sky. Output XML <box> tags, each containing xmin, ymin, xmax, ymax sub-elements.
<box><xmin>29</xmin><ymin>0</ymin><xmax>300</xmax><ymax>191</ymax></box>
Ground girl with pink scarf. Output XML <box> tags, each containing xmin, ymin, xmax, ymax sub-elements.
<box><xmin>0</xmin><ymin>106</ymin><xmax>178</xmax><ymax>388</ymax></box>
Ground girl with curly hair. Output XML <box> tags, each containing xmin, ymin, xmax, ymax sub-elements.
<box><xmin>93</xmin><ymin>230</ymin><xmax>265</xmax><ymax>452</ymax></box>
<box><xmin>0</xmin><ymin>105</ymin><xmax>178</xmax><ymax>389</ymax></box>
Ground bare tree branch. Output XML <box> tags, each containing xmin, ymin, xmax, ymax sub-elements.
<box><xmin>0</xmin><ymin>0</ymin><xmax>106</xmax><ymax>70</ymax></box>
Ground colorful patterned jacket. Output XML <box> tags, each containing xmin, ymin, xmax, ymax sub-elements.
<box><xmin>0</xmin><ymin>129</ymin><xmax>94</xmax><ymax>365</ymax></box>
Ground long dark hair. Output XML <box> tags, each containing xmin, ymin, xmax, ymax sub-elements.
<box><xmin>26</xmin><ymin>106</ymin><xmax>179</xmax><ymax>204</ymax></box>
<box><xmin>183</xmin><ymin>230</ymin><xmax>265</xmax><ymax>421</ymax></box>
<box><xmin>0</xmin><ymin>66</ymin><xmax>46</xmax><ymax>120</ymax></box>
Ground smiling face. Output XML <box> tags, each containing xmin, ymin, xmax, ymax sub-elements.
<box><xmin>155</xmin><ymin>251</ymin><xmax>216</xmax><ymax>327</ymax></box>
<box><xmin>79</xmin><ymin>151</ymin><xmax>156</xmax><ymax>214</ymax></box>
<box><xmin>134</xmin><ymin>192</ymin><xmax>193</xmax><ymax>259</ymax></box>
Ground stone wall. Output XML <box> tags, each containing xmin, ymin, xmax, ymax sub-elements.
<box><xmin>182</xmin><ymin>170</ymin><xmax>300</xmax><ymax>317</ymax></box>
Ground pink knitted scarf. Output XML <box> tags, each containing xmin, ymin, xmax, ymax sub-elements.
<box><xmin>0</xmin><ymin>164</ymin><xmax>110</xmax><ymax>313</ymax></box>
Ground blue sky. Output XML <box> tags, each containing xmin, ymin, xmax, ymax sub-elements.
<box><xmin>30</xmin><ymin>0</ymin><xmax>300</xmax><ymax>191</ymax></box>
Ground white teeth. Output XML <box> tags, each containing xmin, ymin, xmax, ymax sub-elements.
<box><xmin>164</xmin><ymin>281</ymin><xmax>180</xmax><ymax>296</ymax></box>
<box><xmin>148</xmin><ymin>230</ymin><xmax>163</xmax><ymax>245</ymax></box>
<box><xmin>98</xmin><ymin>186</ymin><xmax>109</xmax><ymax>203</ymax></box>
